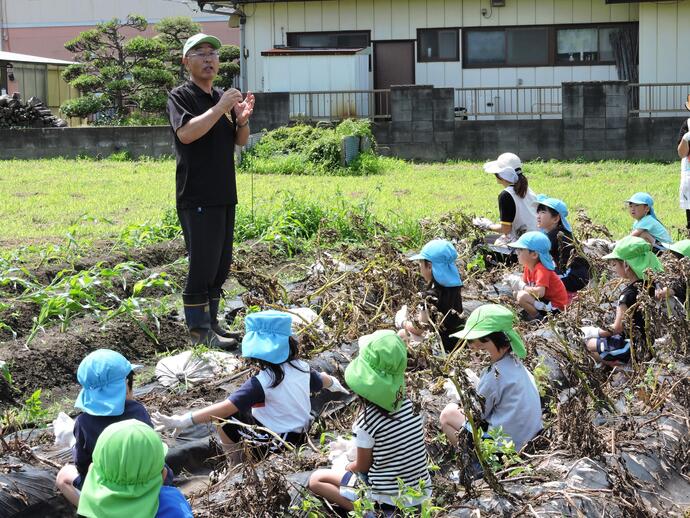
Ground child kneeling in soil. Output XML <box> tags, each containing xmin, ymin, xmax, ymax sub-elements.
<box><xmin>627</xmin><ymin>192</ymin><xmax>672</xmax><ymax>251</ymax></box>
<box><xmin>56</xmin><ymin>349</ymin><xmax>169</xmax><ymax>507</ymax></box>
<box><xmin>77</xmin><ymin>420</ymin><xmax>193</xmax><ymax>518</ymax></box>
<box><xmin>152</xmin><ymin>310</ymin><xmax>347</xmax><ymax>459</ymax></box>
<box><xmin>439</xmin><ymin>305</ymin><xmax>542</xmax><ymax>463</ymax></box>
<box><xmin>399</xmin><ymin>239</ymin><xmax>464</xmax><ymax>352</ymax></box>
<box><xmin>584</xmin><ymin>236</ymin><xmax>663</xmax><ymax>366</ymax></box>
<box><xmin>308</xmin><ymin>331</ymin><xmax>431</xmax><ymax>512</ymax></box>
<box><xmin>535</xmin><ymin>195</ymin><xmax>591</xmax><ymax>298</ymax></box>
<box><xmin>508</xmin><ymin>231</ymin><xmax>568</xmax><ymax>321</ymax></box>
<box><xmin>656</xmin><ymin>240</ymin><xmax>690</xmax><ymax>306</ymax></box>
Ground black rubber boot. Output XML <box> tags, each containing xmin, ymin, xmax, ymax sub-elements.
<box><xmin>184</xmin><ymin>303</ymin><xmax>238</xmax><ymax>351</ymax></box>
<box><xmin>209</xmin><ymin>297</ymin><xmax>242</xmax><ymax>341</ymax></box>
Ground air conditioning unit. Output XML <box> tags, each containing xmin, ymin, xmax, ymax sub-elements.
<box><xmin>491</xmin><ymin>0</ymin><xmax>506</xmax><ymax>6</ymax></box>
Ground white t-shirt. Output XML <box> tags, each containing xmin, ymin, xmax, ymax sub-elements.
<box><xmin>478</xmin><ymin>354</ymin><xmax>543</xmax><ymax>450</ymax></box>
<box><xmin>504</xmin><ymin>186</ymin><xmax>537</xmax><ymax>239</ymax></box>
<box><xmin>252</xmin><ymin>360</ymin><xmax>312</xmax><ymax>434</ymax></box>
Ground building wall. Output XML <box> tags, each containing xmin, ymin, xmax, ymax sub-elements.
<box><xmin>245</xmin><ymin>0</ymin><xmax>639</xmax><ymax>91</ymax></box>
<box><xmin>638</xmin><ymin>0</ymin><xmax>690</xmax><ymax>84</ymax></box>
<box><xmin>2</xmin><ymin>0</ymin><xmax>239</xmax><ymax>60</ymax></box>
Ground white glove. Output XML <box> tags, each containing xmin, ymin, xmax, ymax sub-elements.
<box><xmin>326</xmin><ymin>376</ymin><xmax>350</xmax><ymax>395</ymax></box>
<box><xmin>683</xmin><ymin>131</ymin><xmax>690</xmax><ymax>142</ymax></box>
<box><xmin>503</xmin><ymin>273</ymin><xmax>526</xmax><ymax>292</ymax></box>
<box><xmin>472</xmin><ymin>217</ymin><xmax>493</xmax><ymax>230</ymax></box>
<box><xmin>580</xmin><ymin>326</ymin><xmax>600</xmax><ymax>340</ymax></box>
<box><xmin>152</xmin><ymin>411</ymin><xmax>194</xmax><ymax>437</ymax></box>
<box><xmin>394</xmin><ymin>305</ymin><xmax>408</xmax><ymax>329</ymax></box>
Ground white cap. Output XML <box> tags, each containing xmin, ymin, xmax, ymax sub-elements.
<box><xmin>483</xmin><ymin>152</ymin><xmax>523</xmax><ymax>174</ymax></box>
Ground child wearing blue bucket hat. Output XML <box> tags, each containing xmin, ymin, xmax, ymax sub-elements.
<box><xmin>627</xmin><ymin>192</ymin><xmax>672</xmax><ymax>250</ymax></box>
<box><xmin>153</xmin><ymin>310</ymin><xmax>347</xmax><ymax>459</ymax></box>
<box><xmin>509</xmin><ymin>231</ymin><xmax>568</xmax><ymax>321</ymax></box>
<box><xmin>535</xmin><ymin>195</ymin><xmax>591</xmax><ymax>296</ymax></box>
<box><xmin>399</xmin><ymin>239</ymin><xmax>464</xmax><ymax>352</ymax></box>
<box><xmin>56</xmin><ymin>349</ymin><xmax>167</xmax><ymax>508</ymax></box>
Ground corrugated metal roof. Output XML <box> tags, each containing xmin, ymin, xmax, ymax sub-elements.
<box><xmin>0</xmin><ymin>51</ymin><xmax>74</xmax><ymax>66</ymax></box>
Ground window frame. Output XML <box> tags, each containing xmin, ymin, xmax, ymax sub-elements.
<box><xmin>461</xmin><ymin>22</ymin><xmax>636</xmax><ymax>69</ymax></box>
<box><xmin>416</xmin><ymin>27</ymin><xmax>460</xmax><ymax>63</ymax></box>
<box><xmin>285</xmin><ymin>30</ymin><xmax>371</xmax><ymax>49</ymax></box>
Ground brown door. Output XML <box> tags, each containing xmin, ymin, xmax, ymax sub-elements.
<box><xmin>373</xmin><ymin>40</ymin><xmax>415</xmax><ymax>116</ymax></box>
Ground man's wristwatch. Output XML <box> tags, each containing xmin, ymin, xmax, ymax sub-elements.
<box><xmin>236</xmin><ymin>119</ymin><xmax>249</xmax><ymax>128</ymax></box>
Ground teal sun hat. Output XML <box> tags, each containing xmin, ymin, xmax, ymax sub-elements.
<box><xmin>409</xmin><ymin>239</ymin><xmax>463</xmax><ymax>287</ymax></box>
<box><xmin>536</xmin><ymin>194</ymin><xmax>572</xmax><ymax>233</ymax></box>
<box><xmin>76</xmin><ymin>349</ymin><xmax>133</xmax><ymax>417</ymax></box>
<box><xmin>626</xmin><ymin>192</ymin><xmax>658</xmax><ymax>220</ymax></box>
<box><xmin>182</xmin><ymin>33</ymin><xmax>221</xmax><ymax>57</ymax></box>
<box><xmin>508</xmin><ymin>231</ymin><xmax>556</xmax><ymax>271</ymax></box>
<box><xmin>242</xmin><ymin>310</ymin><xmax>293</xmax><ymax>364</ymax></box>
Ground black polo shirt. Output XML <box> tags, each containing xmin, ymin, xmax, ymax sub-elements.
<box><xmin>167</xmin><ymin>81</ymin><xmax>237</xmax><ymax>208</ymax></box>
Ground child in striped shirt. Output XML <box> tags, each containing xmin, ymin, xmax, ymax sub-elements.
<box><xmin>308</xmin><ymin>331</ymin><xmax>431</xmax><ymax>512</ymax></box>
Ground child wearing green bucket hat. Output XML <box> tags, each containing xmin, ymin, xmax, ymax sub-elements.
<box><xmin>400</xmin><ymin>239</ymin><xmax>464</xmax><ymax>352</ymax></box>
<box><xmin>656</xmin><ymin>240</ymin><xmax>690</xmax><ymax>305</ymax></box>
<box><xmin>584</xmin><ymin>236</ymin><xmax>663</xmax><ymax>366</ymax></box>
<box><xmin>56</xmin><ymin>349</ymin><xmax>169</xmax><ymax>508</ymax></box>
<box><xmin>308</xmin><ymin>331</ymin><xmax>431</xmax><ymax>512</ymax></box>
<box><xmin>535</xmin><ymin>194</ymin><xmax>591</xmax><ymax>296</ymax></box>
<box><xmin>627</xmin><ymin>192</ymin><xmax>672</xmax><ymax>250</ymax></box>
<box><xmin>509</xmin><ymin>231</ymin><xmax>569</xmax><ymax>321</ymax></box>
<box><xmin>153</xmin><ymin>310</ymin><xmax>347</xmax><ymax>459</ymax></box>
<box><xmin>440</xmin><ymin>305</ymin><xmax>542</xmax><ymax>460</ymax></box>
<box><xmin>77</xmin><ymin>419</ymin><xmax>193</xmax><ymax>518</ymax></box>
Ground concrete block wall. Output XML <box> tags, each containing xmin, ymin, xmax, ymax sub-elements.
<box><xmin>0</xmin><ymin>87</ymin><xmax>682</xmax><ymax>162</ymax></box>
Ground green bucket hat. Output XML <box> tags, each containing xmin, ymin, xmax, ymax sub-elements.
<box><xmin>182</xmin><ymin>33</ymin><xmax>222</xmax><ymax>57</ymax></box>
<box><xmin>345</xmin><ymin>331</ymin><xmax>407</xmax><ymax>412</ymax></box>
<box><xmin>450</xmin><ymin>304</ymin><xmax>526</xmax><ymax>358</ymax></box>
<box><xmin>669</xmin><ymin>239</ymin><xmax>690</xmax><ymax>258</ymax></box>
<box><xmin>77</xmin><ymin>420</ymin><xmax>167</xmax><ymax>518</ymax></box>
<box><xmin>603</xmin><ymin>235</ymin><xmax>664</xmax><ymax>280</ymax></box>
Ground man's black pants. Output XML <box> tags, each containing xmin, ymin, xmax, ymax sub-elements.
<box><xmin>177</xmin><ymin>205</ymin><xmax>236</xmax><ymax>305</ymax></box>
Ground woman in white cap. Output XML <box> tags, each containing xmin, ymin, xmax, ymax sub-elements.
<box><xmin>475</xmin><ymin>153</ymin><xmax>537</xmax><ymax>261</ymax></box>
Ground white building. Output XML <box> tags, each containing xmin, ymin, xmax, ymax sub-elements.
<box><xmin>196</xmin><ymin>0</ymin><xmax>689</xmax><ymax>118</ymax></box>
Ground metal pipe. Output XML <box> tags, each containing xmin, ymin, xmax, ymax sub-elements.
<box><xmin>239</xmin><ymin>14</ymin><xmax>248</xmax><ymax>92</ymax></box>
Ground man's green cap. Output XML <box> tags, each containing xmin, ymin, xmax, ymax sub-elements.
<box><xmin>345</xmin><ymin>331</ymin><xmax>407</xmax><ymax>412</ymax></box>
<box><xmin>669</xmin><ymin>239</ymin><xmax>690</xmax><ymax>258</ymax></box>
<box><xmin>450</xmin><ymin>304</ymin><xmax>526</xmax><ymax>358</ymax></box>
<box><xmin>183</xmin><ymin>33</ymin><xmax>221</xmax><ymax>57</ymax></box>
<box><xmin>603</xmin><ymin>235</ymin><xmax>664</xmax><ymax>280</ymax></box>
<box><xmin>77</xmin><ymin>420</ymin><xmax>167</xmax><ymax>518</ymax></box>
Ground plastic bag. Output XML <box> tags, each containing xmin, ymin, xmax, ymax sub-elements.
<box><xmin>52</xmin><ymin>412</ymin><xmax>75</xmax><ymax>448</ymax></box>
<box><xmin>287</xmin><ymin>307</ymin><xmax>325</xmax><ymax>333</ymax></box>
<box><xmin>155</xmin><ymin>350</ymin><xmax>242</xmax><ymax>388</ymax></box>
<box><xmin>328</xmin><ymin>436</ymin><xmax>356</xmax><ymax>471</ymax></box>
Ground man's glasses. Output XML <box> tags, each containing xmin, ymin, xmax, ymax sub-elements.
<box><xmin>188</xmin><ymin>51</ymin><xmax>219</xmax><ymax>59</ymax></box>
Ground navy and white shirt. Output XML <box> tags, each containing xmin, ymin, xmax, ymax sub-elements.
<box><xmin>229</xmin><ymin>360</ymin><xmax>323</xmax><ymax>434</ymax></box>
<box><xmin>352</xmin><ymin>399</ymin><xmax>431</xmax><ymax>496</ymax></box>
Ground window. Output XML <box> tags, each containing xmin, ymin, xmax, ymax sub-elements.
<box><xmin>417</xmin><ymin>29</ymin><xmax>459</xmax><ymax>62</ymax></box>
<box><xmin>286</xmin><ymin>31</ymin><xmax>369</xmax><ymax>49</ymax></box>
<box><xmin>465</xmin><ymin>27</ymin><xmax>549</xmax><ymax>66</ymax></box>
<box><xmin>556</xmin><ymin>27</ymin><xmax>617</xmax><ymax>63</ymax></box>
<box><xmin>463</xmin><ymin>23</ymin><xmax>634</xmax><ymax>68</ymax></box>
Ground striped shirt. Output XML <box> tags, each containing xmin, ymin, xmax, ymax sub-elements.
<box><xmin>353</xmin><ymin>399</ymin><xmax>431</xmax><ymax>495</ymax></box>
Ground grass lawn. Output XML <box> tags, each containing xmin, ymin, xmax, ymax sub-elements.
<box><xmin>0</xmin><ymin>157</ymin><xmax>684</xmax><ymax>247</ymax></box>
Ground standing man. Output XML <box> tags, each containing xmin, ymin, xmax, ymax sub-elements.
<box><xmin>677</xmin><ymin>94</ymin><xmax>690</xmax><ymax>232</ymax></box>
<box><xmin>167</xmin><ymin>33</ymin><xmax>255</xmax><ymax>348</ymax></box>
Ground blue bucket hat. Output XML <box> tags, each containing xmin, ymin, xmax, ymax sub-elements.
<box><xmin>626</xmin><ymin>192</ymin><xmax>657</xmax><ymax>220</ymax></box>
<box><xmin>75</xmin><ymin>349</ymin><xmax>132</xmax><ymax>417</ymax></box>
<box><xmin>509</xmin><ymin>231</ymin><xmax>556</xmax><ymax>271</ymax></box>
<box><xmin>242</xmin><ymin>310</ymin><xmax>292</xmax><ymax>364</ymax></box>
<box><xmin>536</xmin><ymin>194</ymin><xmax>572</xmax><ymax>233</ymax></box>
<box><xmin>409</xmin><ymin>239</ymin><xmax>463</xmax><ymax>287</ymax></box>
